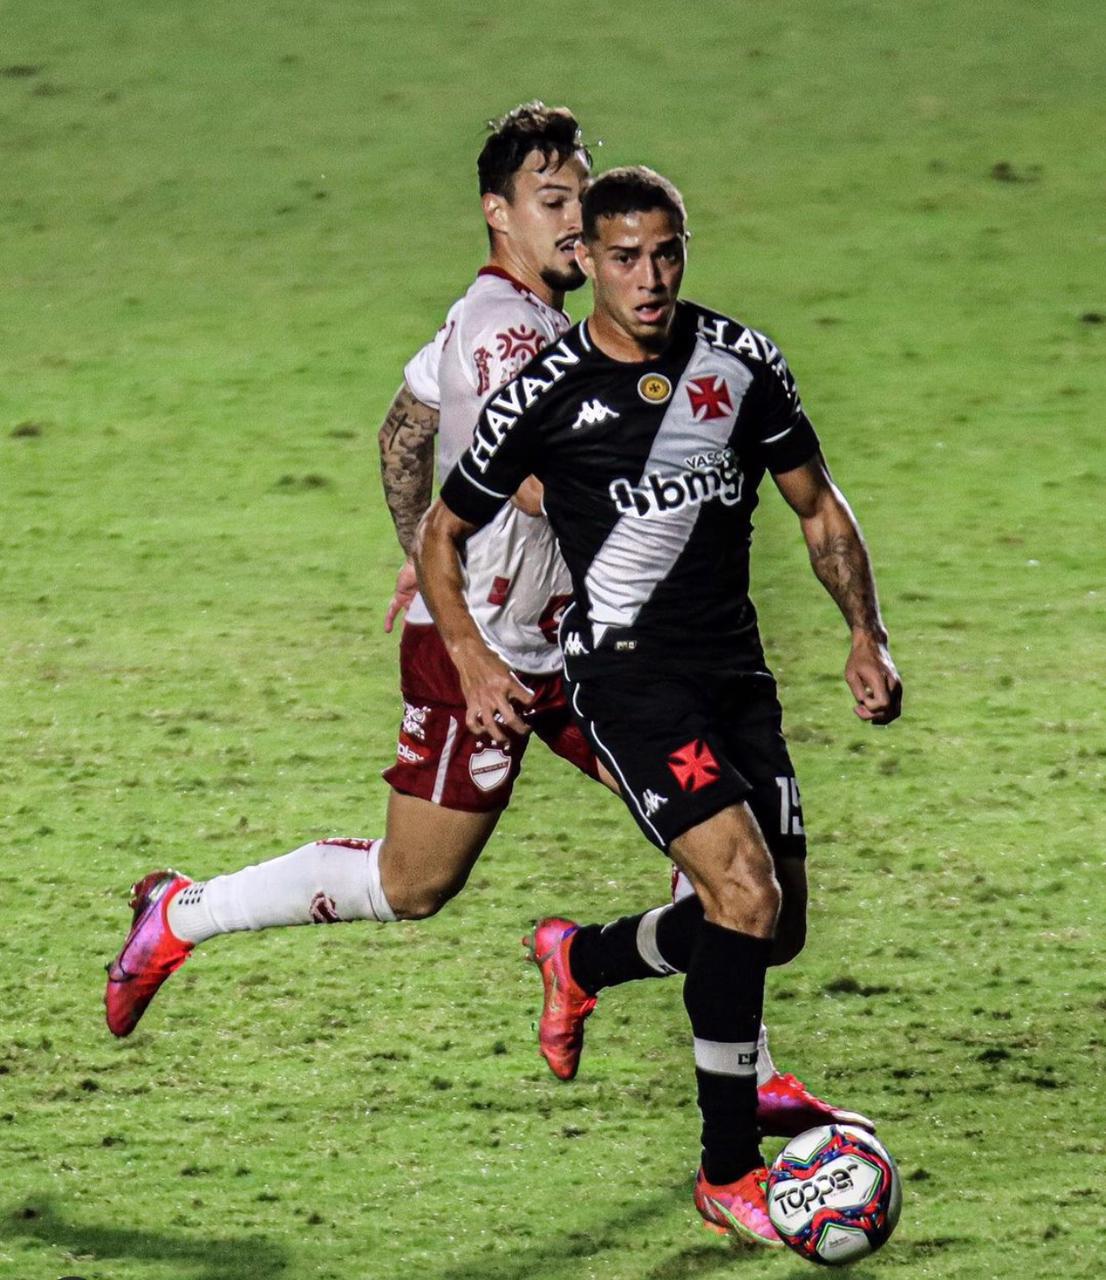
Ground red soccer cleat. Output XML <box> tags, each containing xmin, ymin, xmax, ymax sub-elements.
<box><xmin>104</xmin><ymin>870</ymin><xmax>193</xmax><ymax>1037</ymax></box>
<box><xmin>756</xmin><ymin>1070</ymin><xmax>875</xmax><ymax>1138</ymax></box>
<box><xmin>694</xmin><ymin>1166</ymin><xmax>783</xmax><ymax>1247</ymax></box>
<box><xmin>524</xmin><ymin>917</ymin><xmax>597</xmax><ymax>1081</ymax></box>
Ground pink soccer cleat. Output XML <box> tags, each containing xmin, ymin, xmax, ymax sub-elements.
<box><xmin>756</xmin><ymin>1070</ymin><xmax>875</xmax><ymax>1138</ymax></box>
<box><xmin>694</xmin><ymin>1166</ymin><xmax>783</xmax><ymax>1247</ymax></box>
<box><xmin>104</xmin><ymin>870</ymin><xmax>193</xmax><ymax>1037</ymax></box>
<box><xmin>524</xmin><ymin>917</ymin><xmax>597</xmax><ymax>1081</ymax></box>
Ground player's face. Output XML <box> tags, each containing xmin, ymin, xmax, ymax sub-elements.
<box><xmin>577</xmin><ymin>210</ymin><xmax>686</xmax><ymax>355</ymax></box>
<box><xmin>496</xmin><ymin>149</ymin><xmax>589</xmax><ymax>292</ymax></box>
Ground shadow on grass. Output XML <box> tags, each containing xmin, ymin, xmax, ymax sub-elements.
<box><xmin>642</xmin><ymin>1240</ymin><xmax>780</xmax><ymax>1280</ymax></box>
<box><xmin>6</xmin><ymin>1198</ymin><xmax>288</xmax><ymax>1280</ymax></box>
<box><xmin>434</xmin><ymin>1181</ymin><xmax>761</xmax><ymax>1280</ymax></box>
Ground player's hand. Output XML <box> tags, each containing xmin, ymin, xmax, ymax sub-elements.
<box><xmin>845</xmin><ymin>635</ymin><xmax>902</xmax><ymax>725</ymax></box>
<box><xmin>384</xmin><ymin>560</ymin><xmax>419</xmax><ymax>634</ymax></box>
<box><xmin>454</xmin><ymin>640</ymin><xmax>534</xmax><ymax>744</ymax></box>
<box><xmin>510</xmin><ymin>476</ymin><xmax>545</xmax><ymax>517</ymax></box>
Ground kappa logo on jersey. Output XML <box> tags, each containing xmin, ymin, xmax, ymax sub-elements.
<box><xmin>469</xmin><ymin>337</ymin><xmax>581</xmax><ymax>473</ymax></box>
<box><xmin>469</xmin><ymin>745</ymin><xmax>511</xmax><ymax>792</ymax></box>
<box><xmin>642</xmin><ymin>789</ymin><xmax>669</xmax><ymax>817</ymax></box>
<box><xmin>686</xmin><ymin>376</ymin><xmax>733</xmax><ymax>422</ymax></box>
<box><xmin>572</xmin><ymin>399</ymin><xmax>620</xmax><ymax>430</ymax></box>
<box><xmin>638</xmin><ymin>373</ymin><xmax>673</xmax><ymax>404</ymax></box>
<box><xmin>609</xmin><ymin>447</ymin><xmax>742</xmax><ymax>518</ymax></box>
<box><xmin>562</xmin><ymin>631</ymin><xmax>587</xmax><ymax>657</ymax></box>
<box><xmin>667</xmin><ymin>740</ymin><xmax>721</xmax><ymax>793</ymax></box>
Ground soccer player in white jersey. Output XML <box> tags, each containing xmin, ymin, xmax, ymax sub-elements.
<box><xmin>103</xmin><ymin>105</ymin><xmax>867</xmax><ymax>1146</ymax></box>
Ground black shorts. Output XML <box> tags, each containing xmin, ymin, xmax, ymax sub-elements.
<box><xmin>565</xmin><ymin>666</ymin><xmax>806</xmax><ymax>858</ymax></box>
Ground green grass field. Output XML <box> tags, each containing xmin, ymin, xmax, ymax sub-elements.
<box><xmin>2</xmin><ymin>2</ymin><xmax>1103</xmax><ymax>1277</ymax></box>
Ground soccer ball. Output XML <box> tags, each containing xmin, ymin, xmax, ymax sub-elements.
<box><xmin>766</xmin><ymin>1124</ymin><xmax>902</xmax><ymax>1265</ymax></box>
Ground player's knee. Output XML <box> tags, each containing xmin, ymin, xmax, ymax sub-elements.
<box><xmin>710</xmin><ymin>865</ymin><xmax>780</xmax><ymax>937</ymax></box>
<box><xmin>388</xmin><ymin>876</ymin><xmax>463</xmax><ymax>920</ymax></box>
<box><xmin>747</xmin><ymin>874</ymin><xmax>781</xmax><ymax>936</ymax></box>
<box><xmin>390</xmin><ymin>891</ymin><xmax>446</xmax><ymax>921</ymax></box>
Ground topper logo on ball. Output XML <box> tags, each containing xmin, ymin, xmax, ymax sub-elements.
<box><xmin>775</xmin><ymin>1163</ymin><xmax>859</xmax><ymax>1217</ymax></box>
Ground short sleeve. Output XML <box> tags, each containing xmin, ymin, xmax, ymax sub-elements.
<box><xmin>749</xmin><ymin>343</ymin><xmax>820</xmax><ymax>474</ymax></box>
<box><xmin>403</xmin><ymin>313</ymin><xmax>457</xmax><ymax>411</ymax></box>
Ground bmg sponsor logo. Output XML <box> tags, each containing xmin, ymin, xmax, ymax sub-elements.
<box><xmin>609</xmin><ymin>450</ymin><xmax>743</xmax><ymax>519</ymax></box>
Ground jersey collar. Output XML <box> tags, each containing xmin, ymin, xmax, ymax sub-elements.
<box><xmin>580</xmin><ymin>301</ymin><xmax>695</xmax><ymax>365</ymax></box>
<box><xmin>477</xmin><ymin>265</ymin><xmax>569</xmax><ymax>322</ymax></box>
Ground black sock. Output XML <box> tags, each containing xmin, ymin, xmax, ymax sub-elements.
<box><xmin>568</xmin><ymin>917</ymin><xmax>657</xmax><ymax>995</ymax></box>
<box><xmin>655</xmin><ymin>893</ymin><xmax>703</xmax><ymax>971</ymax></box>
<box><xmin>568</xmin><ymin>894</ymin><xmax>704</xmax><ymax>995</ymax></box>
<box><xmin>683</xmin><ymin>919</ymin><xmax>771</xmax><ymax>1185</ymax></box>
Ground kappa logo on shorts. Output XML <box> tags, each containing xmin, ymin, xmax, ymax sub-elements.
<box><xmin>469</xmin><ymin>745</ymin><xmax>511</xmax><ymax>792</ymax></box>
<box><xmin>667</xmin><ymin>740</ymin><xmax>721</xmax><ymax>793</ymax></box>
<box><xmin>642</xmin><ymin>789</ymin><xmax>669</xmax><ymax>817</ymax></box>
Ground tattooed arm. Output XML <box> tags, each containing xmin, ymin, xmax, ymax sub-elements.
<box><xmin>378</xmin><ymin>382</ymin><xmax>439</xmax><ymax>631</ymax></box>
<box><xmin>379</xmin><ymin>382</ymin><xmax>439</xmax><ymax>554</ymax></box>
<box><xmin>775</xmin><ymin>454</ymin><xmax>902</xmax><ymax>724</ymax></box>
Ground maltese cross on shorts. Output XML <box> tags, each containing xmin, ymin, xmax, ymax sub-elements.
<box><xmin>667</xmin><ymin>739</ymin><xmax>721</xmax><ymax>792</ymax></box>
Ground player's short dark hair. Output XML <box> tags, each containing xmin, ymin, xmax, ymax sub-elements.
<box><xmin>477</xmin><ymin>101</ymin><xmax>588</xmax><ymax>199</ymax></box>
<box><xmin>582</xmin><ymin>166</ymin><xmax>687</xmax><ymax>241</ymax></box>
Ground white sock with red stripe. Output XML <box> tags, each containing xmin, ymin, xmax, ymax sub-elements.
<box><xmin>166</xmin><ymin>838</ymin><xmax>395</xmax><ymax>944</ymax></box>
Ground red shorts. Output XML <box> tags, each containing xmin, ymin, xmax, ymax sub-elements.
<box><xmin>382</xmin><ymin>623</ymin><xmax>599</xmax><ymax>812</ymax></box>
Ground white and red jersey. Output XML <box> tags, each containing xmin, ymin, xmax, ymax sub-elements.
<box><xmin>402</xmin><ymin>266</ymin><xmax>573</xmax><ymax>676</ymax></box>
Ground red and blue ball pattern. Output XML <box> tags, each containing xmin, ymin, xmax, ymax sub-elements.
<box><xmin>767</xmin><ymin>1123</ymin><xmax>902</xmax><ymax>1266</ymax></box>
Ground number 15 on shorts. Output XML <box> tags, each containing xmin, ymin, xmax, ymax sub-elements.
<box><xmin>776</xmin><ymin>776</ymin><xmax>804</xmax><ymax>836</ymax></box>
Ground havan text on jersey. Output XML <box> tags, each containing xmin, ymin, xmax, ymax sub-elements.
<box><xmin>469</xmin><ymin>337</ymin><xmax>581</xmax><ymax>473</ymax></box>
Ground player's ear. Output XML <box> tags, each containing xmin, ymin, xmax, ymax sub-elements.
<box><xmin>575</xmin><ymin>238</ymin><xmax>596</xmax><ymax>281</ymax></box>
<box><xmin>482</xmin><ymin>192</ymin><xmax>509</xmax><ymax>238</ymax></box>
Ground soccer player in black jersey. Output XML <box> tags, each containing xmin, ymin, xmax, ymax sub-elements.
<box><xmin>415</xmin><ymin>166</ymin><xmax>902</xmax><ymax>1246</ymax></box>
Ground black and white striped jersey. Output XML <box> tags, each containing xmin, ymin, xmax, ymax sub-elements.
<box><xmin>439</xmin><ymin>300</ymin><xmax>820</xmax><ymax>677</ymax></box>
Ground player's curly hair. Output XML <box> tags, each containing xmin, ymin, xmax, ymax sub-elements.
<box><xmin>582</xmin><ymin>166</ymin><xmax>687</xmax><ymax>241</ymax></box>
<box><xmin>477</xmin><ymin>101</ymin><xmax>590</xmax><ymax>199</ymax></box>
